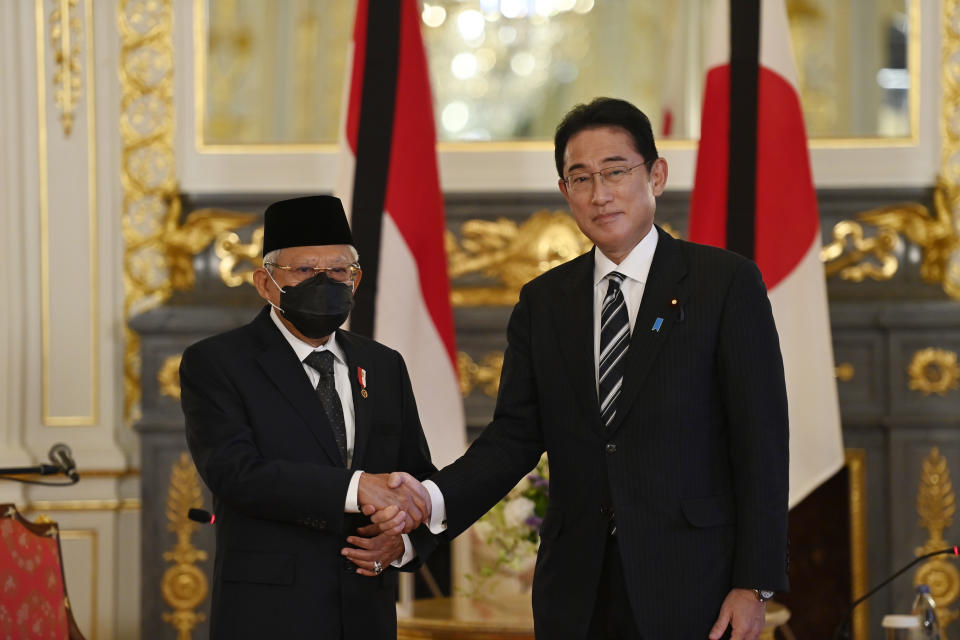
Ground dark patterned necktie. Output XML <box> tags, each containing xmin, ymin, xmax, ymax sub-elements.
<box><xmin>303</xmin><ymin>350</ymin><xmax>348</xmax><ymax>465</ymax></box>
<box><xmin>598</xmin><ymin>272</ymin><xmax>630</xmax><ymax>428</ymax></box>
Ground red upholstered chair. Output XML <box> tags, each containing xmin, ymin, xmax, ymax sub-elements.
<box><xmin>0</xmin><ymin>504</ymin><xmax>86</xmax><ymax>640</ymax></box>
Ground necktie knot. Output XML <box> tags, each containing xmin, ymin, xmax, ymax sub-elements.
<box><xmin>607</xmin><ymin>271</ymin><xmax>626</xmax><ymax>289</ymax></box>
<box><xmin>304</xmin><ymin>349</ymin><xmax>335</xmax><ymax>376</ymax></box>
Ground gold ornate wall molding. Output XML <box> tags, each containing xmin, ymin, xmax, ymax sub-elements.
<box><xmin>915</xmin><ymin>447</ymin><xmax>960</xmax><ymax>632</ymax></box>
<box><xmin>214</xmin><ymin>226</ymin><xmax>263</xmax><ymax>287</ymax></box>
<box><xmin>821</xmin><ymin>194</ymin><xmax>960</xmax><ymax>294</ymax></box>
<box><xmin>210</xmin><ymin>212</ymin><xmax>678</xmax><ymax>307</ymax></box>
<box><xmin>49</xmin><ymin>0</ymin><xmax>82</xmax><ymax>136</ymax></box>
<box><xmin>845</xmin><ymin>449</ymin><xmax>868</xmax><ymax>640</ymax></box>
<box><xmin>159</xmin><ymin>354</ymin><xmax>183</xmax><ymax>400</ymax></box>
<box><xmin>457</xmin><ymin>351</ymin><xmax>504</xmax><ymax>398</ymax></box>
<box><xmin>446</xmin><ymin>211</ymin><xmax>592</xmax><ymax>306</ymax></box>
<box><xmin>118</xmin><ymin>0</ymin><xmax>253</xmax><ymax>420</ymax></box>
<box><xmin>908</xmin><ymin>348</ymin><xmax>960</xmax><ymax>396</ymax></box>
<box><xmin>821</xmin><ymin>219</ymin><xmax>900</xmax><ymax>282</ymax></box>
<box><xmin>161</xmin><ymin>453</ymin><xmax>208</xmax><ymax>640</ymax></box>
<box><xmin>835</xmin><ymin>363</ymin><xmax>855</xmax><ymax>382</ymax></box>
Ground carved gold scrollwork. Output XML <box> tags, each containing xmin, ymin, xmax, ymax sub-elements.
<box><xmin>446</xmin><ymin>210</ymin><xmax>593</xmax><ymax>306</ymax></box>
<box><xmin>161</xmin><ymin>453</ymin><xmax>209</xmax><ymax>639</ymax></box>
<box><xmin>908</xmin><ymin>348</ymin><xmax>960</xmax><ymax>396</ymax></box>
<box><xmin>915</xmin><ymin>447</ymin><xmax>960</xmax><ymax>631</ymax></box>
<box><xmin>49</xmin><ymin>0</ymin><xmax>82</xmax><ymax>136</ymax></box>
<box><xmin>940</xmin><ymin>0</ymin><xmax>960</xmax><ymax>300</ymax></box>
<box><xmin>457</xmin><ymin>352</ymin><xmax>504</xmax><ymax>398</ymax></box>
<box><xmin>820</xmin><ymin>192</ymin><xmax>960</xmax><ymax>296</ymax></box>
<box><xmin>215</xmin><ymin>226</ymin><xmax>264</xmax><ymax>287</ymax></box>
<box><xmin>158</xmin><ymin>354</ymin><xmax>183</xmax><ymax>400</ymax></box>
<box><xmin>118</xmin><ymin>0</ymin><xmax>255</xmax><ymax>421</ymax></box>
<box><xmin>820</xmin><ymin>219</ymin><xmax>900</xmax><ymax>281</ymax></box>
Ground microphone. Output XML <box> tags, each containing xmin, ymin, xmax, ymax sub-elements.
<box><xmin>833</xmin><ymin>545</ymin><xmax>959</xmax><ymax>639</ymax></box>
<box><xmin>188</xmin><ymin>508</ymin><xmax>215</xmax><ymax>525</ymax></box>
<box><xmin>48</xmin><ymin>443</ymin><xmax>79</xmax><ymax>482</ymax></box>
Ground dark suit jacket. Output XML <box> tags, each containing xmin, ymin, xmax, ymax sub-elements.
<box><xmin>431</xmin><ymin>228</ymin><xmax>789</xmax><ymax>639</ymax></box>
<box><xmin>181</xmin><ymin>307</ymin><xmax>437</xmax><ymax>640</ymax></box>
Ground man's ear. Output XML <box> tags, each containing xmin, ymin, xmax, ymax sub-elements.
<box><xmin>649</xmin><ymin>158</ymin><xmax>668</xmax><ymax>197</ymax></box>
<box><xmin>252</xmin><ymin>268</ymin><xmax>276</xmax><ymax>303</ymax></box>
<box><xmin>558</xmin><ymin>177</ymin><xmax>572</xmax><ymax>205</ymax></box>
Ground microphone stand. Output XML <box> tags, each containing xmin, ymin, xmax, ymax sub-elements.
<box><xmin>833</xmin><ymin>546</ymin><xmax>959</xmax><ymax>639</ymax></box>
<box><xmin>0</xmin><ymin>464</ymin><xmax>78</xmax><ymax>484</ymax></box>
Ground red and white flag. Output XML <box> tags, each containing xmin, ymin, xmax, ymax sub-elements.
<box><xmin>337</xmin><ymin>0</ymin><xmax>465</xmax><ymax>466</ymax></box>
<box><xmin>689</xmin><ymin>0</ymin><xmax>843</xmax><ymax>507</ymax></box>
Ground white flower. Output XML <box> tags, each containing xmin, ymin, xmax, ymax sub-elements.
<box><xmin>502</xmin><ymin>496</ymin><xmax>535</xmax><ymax>529</ymax></box>
<box><xmin>473</xmin><ymin>520</ymin><xmax>495</xmax><ymax>542</ymax></box>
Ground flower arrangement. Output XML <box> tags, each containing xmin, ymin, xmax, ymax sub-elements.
<box><xmin>465</xmin><ymin>453</ymin><xmax>549</xmax><ymax>596</ymax></box>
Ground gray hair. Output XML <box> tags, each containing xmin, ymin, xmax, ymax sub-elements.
<box><xmin>262</xmin><ymin>246</ymin><xmax>359</xmax><ymax>274</ymax></box>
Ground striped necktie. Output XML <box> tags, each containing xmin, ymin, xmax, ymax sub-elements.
<box><xmin>598</xmin><ymin>272</ymin><xmax>630</xmax><ymax>428</ymax></box>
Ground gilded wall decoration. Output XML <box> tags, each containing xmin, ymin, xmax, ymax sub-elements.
<box><xmin>215</xmin><ymin>226</ymin><xmax>264</xmax><ymax>287</ymax></box>
<box><xmin>446</xmin><ymin>211</ymin><xmax>593</xmax><ymax>307</ymax></box>
<box><xmin>845</xmin><ymin>449</ymin><xmax>868</xmax><ymax>640</ymax></box>
<box><xmin>821</xmin><ymin>219</ymin><xmax>900</xmax><ymax>282</ymax></box>
<box><xmin>49</xmin><ymin>0</ymin><xmax>82</xmax><ymax>136</ymax></box>
<box><xmin>835</xmin><ymin>363</ymin><xmax>855</xmax><ymax>382</ymax></box>
<box><xmin>914</xmin><ymin>447</ymin><xmax>960</xmax><ymax>632</ymax></box>
<box><xmin>118</xmin><ymin>0</ymin><xmax>253</xmax><ymax>420</ymax></box>
<box><xmin>158</xmin><ymin>354</ymin><xmax>183</xmax><ymax>400</ymax></box>
<box><xmin>908</xmin><ymin>348</ymin><xmax>960</xmax><ymax>397</ymax></box>
<box><xmin>161</xmin><ymin>453</ymin><xmax>209</xmax><ymax>640</ymax></box>
<box><xmin>211</xmin><ymin>212</ymin><xmax>677</xmax><ymax>307</ymax></box>
<box><xmin>457</xmin><ymin>352</ymin><xmax>504</xmax><ymax>398</ymax></box>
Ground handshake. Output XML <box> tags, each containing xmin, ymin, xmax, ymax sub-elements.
<box><xmin>357</xmin><ymin>471</ymin><xmax>433</xmax><ymax>535</ymax></box>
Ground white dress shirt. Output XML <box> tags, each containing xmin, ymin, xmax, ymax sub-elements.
<box><xmin>270</xmin><ymin>308</ymin><xmax>414</xmax><ymax>566</ymax></box>
<box><xmin>422</xmin><ymin>227</ymin><xmax>661</xmax><ymax>534</ymax></box>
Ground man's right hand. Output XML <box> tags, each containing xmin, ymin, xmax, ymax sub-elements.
<box><xmin>358</xmin><ymin>472</ymin><xmax>431</xmax><ymax>533</ymax></box>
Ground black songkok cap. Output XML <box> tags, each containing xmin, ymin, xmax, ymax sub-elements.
<box><xmin>262</xmin><ymin>195</ymin><xmax>353</xmax><ymax>257</ymax></box>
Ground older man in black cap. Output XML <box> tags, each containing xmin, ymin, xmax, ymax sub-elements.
<box><xmin>181</xmin><ymin>195</ymin><xmax>436</xmax><ymax>640</ymax></box>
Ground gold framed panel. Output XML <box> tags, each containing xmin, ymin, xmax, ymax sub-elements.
<box><xmin>36</xmin><ymin>0</ymin><xmax>100</xmax><ymax>426</ymax></box>
<box><xmin>847</xmin><ymin>448</ymin><xmax>869</xmax><ymax>640</ymax></box>
<box><xmin>59</xmin><ymin>528</ymin><xmax>99</xmax><ymax>640</ymax></box>
<box><xmin>191</xmin><ymin>0</ymin><xmax>921</xmax><ymax>153</ymax></box>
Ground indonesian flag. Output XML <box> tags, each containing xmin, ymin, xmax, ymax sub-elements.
<box><xmin>689</xmin><ymin>0</ymin><xmax>843</xmax><ymax>508</ymax></box>
<box><xmin>336</xmin><ymin>0</ymin><xmax>465</xmax><ymax>466</ymax></box>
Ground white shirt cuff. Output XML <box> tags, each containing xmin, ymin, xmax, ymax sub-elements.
<box><xmin>392</xmin><ymin>534</ymin><xmax>415</xmax><ymax>567</ymax></box>
<box><xmin>422</xmin><ymin>479</ymin><xmax>448</xmax><ymax>533</ymax></box>
<box><xmin>344</xmin><ymin>470</ymin><xmax>363</xmax><ymax>513</ymax></box>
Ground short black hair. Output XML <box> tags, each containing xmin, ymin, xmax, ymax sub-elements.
<box><xmin>553</xmin><ymin>97</ymin><xmax>659</xmax><ymax>177</ymax></box>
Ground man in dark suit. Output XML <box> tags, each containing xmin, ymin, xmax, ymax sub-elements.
<box><xmin>181</xmin><ymin>195</ymin><xmax>436</xmax><ymax>640</ymax></box>
<box><xmin>382</xmin><ymin>98</ymin><xmax>789</xmax><ymax>639</ymax></box>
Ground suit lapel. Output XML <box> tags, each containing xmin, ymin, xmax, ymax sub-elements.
<box><xmin>607</xmin><ymin>227</ymin><xmax>688</xmax><ymax>435</ymax></box>
<box><xmin>252</xmin><ymin>309</ymin><xmax>345</xmax><ymax>466</ymax></box>
<box><xmin>337</xmin><ymin>331</ymin><xmax>372</xmax><ymax>471</ymax></box>
<box><xmin>551</xmin><ymin>251</ymin><xmax>604</xmax><ymax>432</ymax></box>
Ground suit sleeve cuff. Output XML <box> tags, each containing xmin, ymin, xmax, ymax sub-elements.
<box><xmin>422</xmin><ymin>479</ymin><xmax>448</xmax><ymax>533</ymax></box>
<box><xmin>344</xmin><ymin>470</ymin><xmax>363</xmax><ymax>513</ymax></box>
<box><xmin>391</xmin><ymin>534</ymin><xmax>415</xmax><ymax>567</ymax></box>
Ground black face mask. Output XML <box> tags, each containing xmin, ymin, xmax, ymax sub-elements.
<box><xmin>270</xmin><ymin>272</ymin><xmax>354</xmax><ymax>339</ymax></box>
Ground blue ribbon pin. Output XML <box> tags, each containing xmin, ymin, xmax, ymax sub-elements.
<box><xmin>652</xmin><ymin>317</ymin><xmax>663</xmax><ymax>332</ymax></box>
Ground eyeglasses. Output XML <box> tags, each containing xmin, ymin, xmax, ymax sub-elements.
<box><xmin>563</xmin><ymin>161</ymin><xmax>653</xmax><ymax>194</ymax></box>
<box><xmin>263</xmin><ymin>262</ymin><xmax>361</xmax><ymax>283</ymax></box>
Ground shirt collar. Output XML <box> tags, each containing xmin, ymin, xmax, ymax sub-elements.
<box><xmin>593</xmin><ymin>225</ymin><xmax>659</xmax><ymax>287</ymax></box>
<box><xmin>269</xmin><ymin>306</ymin><xmax>346</xmax><ymax>366</ymax></box>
